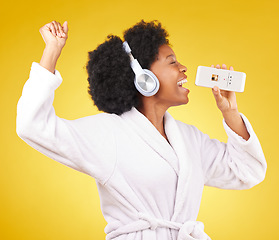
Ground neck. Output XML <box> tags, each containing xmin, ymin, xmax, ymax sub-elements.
<box><xmin>137</xmin><ymin>100</ymin><xmax>169</xmax><ymax>140</ymax></box>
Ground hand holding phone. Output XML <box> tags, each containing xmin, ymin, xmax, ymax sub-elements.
<box><xmin>195</xmin><ymin>66</ymin><xmax>246</xmax><ymax>92</ymax></box>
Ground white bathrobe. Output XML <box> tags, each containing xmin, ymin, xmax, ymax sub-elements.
<box><xmin>16</xmin><ymin>63</ymin><xmax>267</xmax><ymax>240</ymax></box>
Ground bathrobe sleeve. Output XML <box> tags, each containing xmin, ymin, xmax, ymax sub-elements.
<box><xmin>197</xmin><ymin>115</ymin><xmax>267</xmax><ymax>189</ymax></box>
<box><xmin>16</xmin><ymin>62</ymin><xmax>116</xmax><ymax>184</ymax></box>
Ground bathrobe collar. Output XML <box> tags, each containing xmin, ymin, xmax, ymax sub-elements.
<box><xmin>121</xmin><ymin>107</ymin><xmax>192</xmax><ymax>221</ymax></box>
<box><xmin>121</xmin><ymin>107</ymin><xmax>179</xmax><ymax>175</ymax></box>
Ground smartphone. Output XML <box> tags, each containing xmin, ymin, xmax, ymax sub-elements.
<box><xmin>195</xmin><ymin>66</ymin><xmax>246</xmax><ymax>92</ymax></box>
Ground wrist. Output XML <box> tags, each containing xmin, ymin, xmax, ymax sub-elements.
<box><xmin>222</xmin><ymin>109</ymin><xmax>242</xmax><ymax>131</ymax></box>
<box><xmin>40</xmin><ymin>46</ymin><xmax>62</xmax><ymax>74</ymax></box>
<box><xmin>43</xmin><ymin>45</ymin><xmax>62</xmax><ymax>57</ymax></box>
<box><xmin>221</xmin><ymin>108</ymin><xmax>239</xmax><ymax>118</ymax></box>
<box><xmin>222</xmin><ymin>110</ymin><xmax>250</xmax><ymax>141</ymax></box>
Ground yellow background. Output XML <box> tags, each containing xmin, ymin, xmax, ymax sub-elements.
<box><xmin>1</xmin><ymin>0</ymin><xmax>278</xmax><ymax>239</ymax></box>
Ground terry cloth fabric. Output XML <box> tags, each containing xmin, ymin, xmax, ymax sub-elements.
<box><xmin>16</xmin><ymin>62</ymin><xmax>267</xmax><ymax>239</ymax></box>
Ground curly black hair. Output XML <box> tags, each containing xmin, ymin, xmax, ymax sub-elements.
<box><xmin>86</xmin><ymin>20</ymin><xmax>169</xmax><ymax>115</ymax></box>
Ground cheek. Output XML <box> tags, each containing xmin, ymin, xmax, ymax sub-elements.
<box><xmin>155</xmin><ymin>69</ymin><xmax>176</xmax><ymax>86</ymax></box>
<box><xmin>150</xmin><ymin>63</ymin><xmax>178</xmax><ymax>93</ymax></box>
<box><xmin>158</xmin><ymin>74</ymin><xmax>178</xmax><ymax>93</ymax></box>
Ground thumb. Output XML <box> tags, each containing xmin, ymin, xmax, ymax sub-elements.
<box><xmin>62</xmin><ymin>21</ymin><xmax>68</xmax><ymax>34</ymax></box>
<box><xmin>212</xmin><ymin>86</ymin><xmax>222</xmax><ymax>103</ymax></box>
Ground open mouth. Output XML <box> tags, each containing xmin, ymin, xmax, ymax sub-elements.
<box><xmin>177</xmin><ymin>78</ymin><xmax>187</xmax><ymax>87</ymax></box>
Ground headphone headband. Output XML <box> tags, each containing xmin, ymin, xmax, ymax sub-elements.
<box><xmin>123</xmin><ymin>41</ymin><xmax>131</xmax><ymax>54</ymax></box>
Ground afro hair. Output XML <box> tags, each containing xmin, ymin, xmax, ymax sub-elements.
<box><xmin>86</xmin><ymin>20</ymin><xmax>169</xmax><ymax>115</ymax></box>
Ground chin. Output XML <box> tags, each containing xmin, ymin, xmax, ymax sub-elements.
<box><xmin>172</xmin><ymin>98</ymin><xmax>189</xmax><ymax>107</ymax></box>
<box><xmin>179</xmin><ymin>95</ymin><xmax>189</xmax><ymax>105</ymax></box>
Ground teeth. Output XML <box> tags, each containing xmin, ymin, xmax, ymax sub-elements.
<box><xmin>177</xmin><ymin>79</ymin><xmax>187</xmax><ymax>86</ymax></box>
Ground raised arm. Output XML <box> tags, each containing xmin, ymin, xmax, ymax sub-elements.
<box><xmin>39</xmin><ymin>20</ymin><xmax>68</xmax><ymax>73</ymax></box>
<box><xmin>16</xmin><ymin>21</ymin><xmax>116</xmax><ymax>183</ymax></box>
<box><xmin>196</xmin><ymin>64</ymin><xmax>267</xmax><ymax>188</ymax></box>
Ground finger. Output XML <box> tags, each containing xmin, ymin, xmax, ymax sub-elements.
<box><xmin>222</xmin><ymin>64</ymin><xmax>227</xmax><ymax>70</ymax></box>
<box><xmin>229</xmin><ymin>66</ymin><xmax>234</xmax><ymax>71</ymax></box>
<box><xmin>62</xmin><ymin>21</ymin><xmax>68</xmax><ymax>36</ymax></box>
<box><xmin>211</xmin><ymin>64</ymin><xmax>215</xmax><ymax>68</ymax></box>
<box><xmin>52</xmin><ymin>21</ymin><xmax>60</xmax><ymax>37</ymax></box>
<box><xmin>57</xmin><ymin>22</ymin><xmax>64</xmax><ymax>37</ymax></box>
<box><xmin>216</xmin><ymin>64</ymin><xmax>221</xmax><ymax>69</ymax></box>
<box><xmin>46</xmin><ymin>22</ymin><xmax>57</xmax><ymax>36</ymax></box>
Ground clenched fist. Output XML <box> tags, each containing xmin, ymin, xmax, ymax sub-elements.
<box><xmin>39</xmin><ymin>20</ymin><xmax>68</xmax><ymax>51</ymax></box>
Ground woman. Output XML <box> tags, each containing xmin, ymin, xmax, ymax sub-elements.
<box><xmin>16</xmin><ymin>20</ymin><xmax>266</xmax><ymax>240</ymax></box>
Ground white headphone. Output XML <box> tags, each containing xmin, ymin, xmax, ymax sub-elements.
<box><xmin>123</xmin><ymin>41</ymin><xmax>159</xmax><ymax>97</ymax></box>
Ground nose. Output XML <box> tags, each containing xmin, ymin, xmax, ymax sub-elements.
<box><xmin>179</xmin><ymin>63</ymin><xmax>187</xmax><ymax>73</ymax></box>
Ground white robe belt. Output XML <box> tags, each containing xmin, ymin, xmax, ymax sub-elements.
<box><xmin>106</xmin><ymin>212</ymin><xmax>211</xmax><ymax>240</ymax></box>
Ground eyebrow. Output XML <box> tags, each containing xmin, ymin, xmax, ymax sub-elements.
<box><xmin>166</xmin><ymin>54</ymin><xmax>176</xmax><ymax>59</ymax></box>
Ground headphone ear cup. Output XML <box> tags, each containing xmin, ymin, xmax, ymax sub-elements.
<box><xmin>134</xmin><ymin>69</ymin><xmax>160</xmax><ymax>97</ymax></box>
